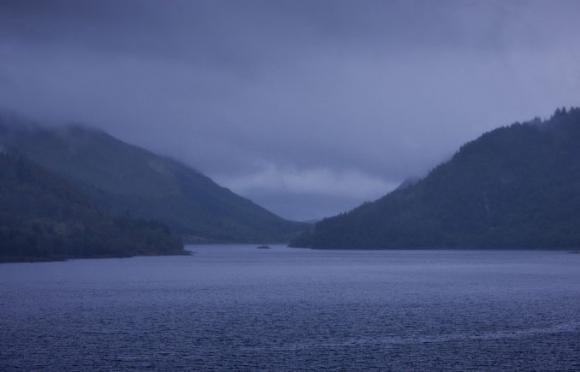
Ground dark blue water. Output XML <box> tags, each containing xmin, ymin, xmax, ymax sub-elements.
<box><xmin>1</xmin><ymin>246</ymin><xmax>580</xmax><ymax>371</ymax></box>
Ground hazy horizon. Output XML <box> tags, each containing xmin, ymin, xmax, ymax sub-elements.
<box><xmin>1</xmin><ymin>0</ymin><xmax>579</xmax><ymax>220</ymax></box>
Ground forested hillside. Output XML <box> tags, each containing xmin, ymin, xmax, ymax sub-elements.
<box><xmin>0</xmin><ymin>116</ymin><xmax>306</xmax><ymax>243</ymax></box>
<box><xmin>0</xmin><ymin>152</ymin><xmax>184</xmax><ymax>261</ymax></box>
<box><xmin>292</xmin><ymin>108</ymin><xmax>580</xmax><ymax>250</ymax></box>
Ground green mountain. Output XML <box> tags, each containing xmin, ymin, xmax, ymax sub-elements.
<box><xmin>0</xmin><ymin>115</ymin><xmax>305</xmax><ymax>243</ymax></box>
<box><xmin>292</xmin><ymin>107</ymin><xmax>580</xmax><ymax>250</ymax></box>
<box><xmin>0</xmin><ymin>152</ymin><xmax>184</xmax><ymax>261</ymax></box>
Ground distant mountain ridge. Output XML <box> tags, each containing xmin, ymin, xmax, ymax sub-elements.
<box><xmin>0</xmin><ymin>114</ymin><xmax>306</xmax><ymax>243</ymax></box>
<box><xmin>292</xmin><ymin>107</ymin><xmax>580</xmax><ymax>249</ymax></box>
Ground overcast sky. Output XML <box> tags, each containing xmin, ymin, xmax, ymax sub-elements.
<box><xmin>1</xmin><ymin>0</ymin><xmax>579</xmax><ymax>220</ymax></box>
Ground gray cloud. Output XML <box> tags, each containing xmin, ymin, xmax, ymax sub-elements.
<box><xmin>1</xmin><ymin>0</ymin><xmax>579</xmax><ymax>220</ymax></box>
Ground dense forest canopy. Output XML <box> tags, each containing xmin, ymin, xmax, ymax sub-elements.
<box><xmin>0</xmin><ymin>152</ymin><xmax>184</xmax><ymax>261</ymax></box>
<box><xmin>0</xmin><ymin>116</ymin><xmax>306</xmax><ymax>244</ymax></box>
<box><xmin>292</xmin><ymin>107</ymin><xmax>580</xmax><ymax>250</ymax></box>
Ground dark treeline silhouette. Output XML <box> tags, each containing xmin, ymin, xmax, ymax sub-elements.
<box><xmin>292</xmin><ymin>107</ymin><xmax>580</xmax><ymax>249</ymax></box>
<box><xmin>0</xmin><ymin>152</ymin><xmax>184</xmax><ymax>261</ymax></box>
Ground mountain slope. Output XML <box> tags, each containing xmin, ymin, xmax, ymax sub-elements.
<box><xmin>292</xmin><ymin>107</ymin><xmax>580</xmax><ymax>249</ymax></box>
<box><xmin>0</xmin><ymin>152</ymin><xmax>184</xmax><ymax>261</ymax></box>
<box><xmin>0</xmin><ymin>115</ymin><xmax>305</xmax><ymax>243</ymax></box>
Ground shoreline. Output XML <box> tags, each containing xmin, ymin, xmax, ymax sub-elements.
<box><xmin>0</xmin><ymin>250</ymin><xmax>191</xmax><ymax>264</ymax></box>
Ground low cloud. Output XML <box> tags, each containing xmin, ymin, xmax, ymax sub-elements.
<box><xmin>217</xmin><ymin>164</ymin><xmax>397</xmax><ymax>200</ymax></box>
<box><xmin>1</xmin><ymin>1</ymin><xmax>579</xmax><ymax>220</ymax></box>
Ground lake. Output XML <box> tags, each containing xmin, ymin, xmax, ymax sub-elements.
<box><xmin>1</xmin><ymin>245</ymin><xmax>580</xmax><ymax>370</ymax></box>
